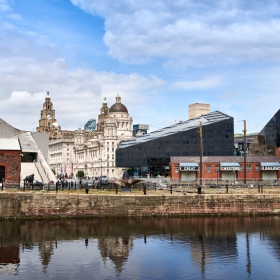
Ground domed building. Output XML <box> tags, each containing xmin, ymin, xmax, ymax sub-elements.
<box><xmin>73</xmin><ymin>95</ymin><xmax>133</xmax><ymax>179</ymax></box>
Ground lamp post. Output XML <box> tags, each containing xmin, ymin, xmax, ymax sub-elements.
<box><xmin>243</xmin><ymin>120</ymin><xmax>247</xmax><ymax>185</ymax></box>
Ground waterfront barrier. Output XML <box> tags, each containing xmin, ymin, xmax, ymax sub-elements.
<box><xmin>1</xmin><ymin>192</ymin><xmax>280</xmax><ymax>219</ymax></box>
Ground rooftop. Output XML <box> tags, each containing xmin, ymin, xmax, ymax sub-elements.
<box><xmin>118</xmin><ymin>111</ymin><xmax>232</xmax><ymax>149</ymax></box>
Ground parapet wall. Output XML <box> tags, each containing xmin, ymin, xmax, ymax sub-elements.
<box><xmin>1</xmin><ymin>193</ymin><xmax>280</xmax><ymax>219</ymax></box>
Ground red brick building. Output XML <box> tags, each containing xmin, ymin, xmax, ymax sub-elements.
<box><xmin>0</xmin><ymin>138</ymin><xmax>22</xmax><ymax>187</ymax></box>
<box><xmin>170</xmin><ymin>156</ymin><xmax>280</xmax><ymax>182</ymax></box>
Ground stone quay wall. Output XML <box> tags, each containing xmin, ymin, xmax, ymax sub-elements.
<box><xmin>1</xmin><ymin>193</ymin><xmax>280</xmax><ymax>219</ymax></box>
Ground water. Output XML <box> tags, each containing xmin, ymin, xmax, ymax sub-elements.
<box><xmin>0</xmin><ymin>217</ymin><xmax>280</xmax><ymax>279</ymax></box>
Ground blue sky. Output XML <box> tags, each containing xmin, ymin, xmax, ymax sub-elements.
<box><xmin>1</xmin><ymin>0</ymin><xmax>280</xmax><ymax>133</ymax></box>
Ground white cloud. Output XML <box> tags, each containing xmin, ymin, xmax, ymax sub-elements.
<box><xmin>71</xmin><ymin>0</ymin><xmax>280</xmax><ymax>67</ymax></box>
<box><xmin>0</xmin><ymin>59</ymin><xmax>165</xmax><ymax>131</ymax></box>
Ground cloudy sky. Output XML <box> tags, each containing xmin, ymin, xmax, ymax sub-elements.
<box><xmin>1</xmin><ymin>0</ymin><xmax>280</xmax><ymax>133</ymax></box>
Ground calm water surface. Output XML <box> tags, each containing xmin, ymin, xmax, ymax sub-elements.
<box><xmin>0</xmin><ymin>217</ymin><xmax>280</xmax><ymax>279</ymax></box>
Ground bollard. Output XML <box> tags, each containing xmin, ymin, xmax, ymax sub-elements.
<box><xmin>75</xmin><ymin>182</ymin><xmax>76</xmax><ymax>190</ymax></box>
<box><xmin>197</xmin><ymin>185</ymin><xmax>202</xmax><ymax>194</ymax></box>
<box><xmin>258</xmin><ymin>184</ymin><xmax>260</xmax><ymax>193</ymax></box>
<box><xmin>56</xmin><ymin>183</ymin><xmax>58</xmax><ymax>193</ymax></box>
<box><xmin>116</xmin><ymin>185</ymin><xmax>118</xmax><ymax>194</ymax></box>
<box><xmin>23</xmin><ymin>181</ymin><xmax>25</xmax><ymax>191</ymax></box>
<box><xmin>226</xmin><ymin>184</ymin><xmax>228</xmax><ymax>194</ymax></box>
<box><xmin>170</xmin><ymin>184</ymin><xmax>173</xmax><ymax>194</ymax></box>
<box><xmin>143</xmin><ymin>184</ymin><xmax>147</xmax><ymax>195</ymax></box>
<box><xmin>261</xmin><ymin>185</ymin><xmax>263</xmax><ymax>193</ymax></box>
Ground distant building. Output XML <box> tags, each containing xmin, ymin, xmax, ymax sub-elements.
<box><xmin>189</xmin><ymin>103</ymin><xmax>210</xmax><ymax>120</ymax></box>
<box><xmin>250</xmin><ymin>109</ymin><xmax>280</xmax><ymax>156</ymax></box>
<box><xmin>234</xmin><ymin>133</ymin><xmax>258</xmax><ymax>156</ymax></box>
<box><xmin>133</xmin><ymin>124</ymin><xmax>149</xmax><ymax>137</ymax></box>
<box><xmin>84</xmin><ymin>119</ymin><xmax>96</xmax><ymax>132</ymax></box>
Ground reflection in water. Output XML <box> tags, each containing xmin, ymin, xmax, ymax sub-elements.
<box><xmin>0</xmin><ymin>217</ymin><xmax>279</xmax><ymax>279</ymax></box>
<box><xmin>38</xmin><ymin>241</ymin><xmax>55</xmax><ymax>273</ymax></box>
<box><xmin>98</xmin><ymin>236</ymin><xmax>133</xmax><ymax>275</ymax></box>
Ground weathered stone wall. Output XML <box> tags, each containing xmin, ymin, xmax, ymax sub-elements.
<box><xmin>1</xmin><ymin>193</ymin><xmax>280</xmax><ymax>219</ymax></box>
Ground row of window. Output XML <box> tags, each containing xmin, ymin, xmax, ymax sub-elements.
<box><xmin>174</xmin><ymin>165</ymin><xmax>261</xmax><ymax>173</ymax></box>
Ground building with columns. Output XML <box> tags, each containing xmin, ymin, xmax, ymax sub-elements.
<box><xmin>37</xmin><ymin>93</ymin><xmax>133</xmax><ymax>178</ymax></box>
<box><xmin>73</xmin><ymin>95</ymin><xmax>133</xmax><ymax>179</ymax></box>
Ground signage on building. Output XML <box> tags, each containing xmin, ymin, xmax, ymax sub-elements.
<box><xmin>220</xmin><ymin>166</ymin><xmax>241</xmax><ymax>171</ymax></box>
<box><xmin>262</xmin><ymin>166</ymin><xmax>280</xmax><ymax>170</ymax></box>
<box><xmin>180</xmin><ymin>166</ymin><xmax>199</xmax><ymax>171</ymax></box>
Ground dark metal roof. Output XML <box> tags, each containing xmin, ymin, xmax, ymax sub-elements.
<box><xmin>118</xmin><ymin>110</ymin><xmax>232</xmax><ymax>149</ymax></box>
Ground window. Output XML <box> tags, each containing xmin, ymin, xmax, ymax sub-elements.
<box><xmin>206</xmin><ymin>166</ymin><xmax>211</xmax><ymax>173</ymax></box>
<box><xmin>107</xmin><ymin>154</ymin><xmax>109</xmax><ymax>159</ymax></box>
<box><xmin>112</xmin><ymin>148</ymin><xmax>114</xmax><ymax>152</ymax></box>
<box><xmin>107</xmin><ymin>148</ymin><xmax>109</xmax><ymax>152</ymax></box>
<box><xmin>256</xmin><ymin>165</ymin><xmax>260</xmax><ymax>172</ymax></box>
<box><xmin>112</xmin><ymin>142</ymin><xmax>114</xmax><ymax>146</ymax></box>
<box><xmin>112</xmin><ymin>169</ymin><xmax>114</xmax><ymax>174</ymax></box>
<box><xmin>215</xmin><ymin>166</ymin><xmax>219</xmax><ymax>172</ymax></box>
<box><xmin>175</xmin><ymin>166</ymin><xmax>179</xmax><ymax>173</ymax></box>
<box><xmin>247</xmin><ymin>165</ymin><xmax>251</xmax><ymax>172</ymax></box>
<box><xmin>107</xmin><ymin>162</ymin><xmax>109</xmax><ymax>166</ymax></box>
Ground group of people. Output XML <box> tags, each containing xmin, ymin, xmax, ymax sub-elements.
<box><xmin>56</xmin><ymin>178</ymin><xmax>74</xmax><ymax>189</ymax></box>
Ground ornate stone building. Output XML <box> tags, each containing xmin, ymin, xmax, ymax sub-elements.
<box><xmin>74</xmin><ymin>95</ymin><xmax>133</xmax><ymax>179</ymax></box>
<box><xmin>36</xmin><ymin>93</ymin><xmax>133</xmax><ymax>178</ymax></box>
<box><xmin>36</xmin><ymin>93</ymin><xmax>75</xmax><ymax>140</ymax></box>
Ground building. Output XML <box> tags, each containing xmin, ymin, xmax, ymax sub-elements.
<box><xmin>73</xmin><ymin>94</ymin><xmax>133</xmax><ymax>178</ymax></box>
<box><xmin>48</xmin><ymin>138</ymin><xmax>75</xmax><ymax>177</ymax></box>
<box><xmin>84</xmin><ymin>119</ymin><xmax>96</xmax><ymax>132</ymax></box>
<box><xmin>0</xmin><ymin>138</ymin><xmax>22</xmax><ymax>187</ymax></box>
<box><xmin>116</xmin><ymin>111</ymin><xmax>234</xmax><ymax>177</ymax></box>
<box><xmin>234</xmin><ymin>133</ymin><xmax>258</xmax><ymax>156</ymax></box>
<box><xmin>189</xmin><ymin>103</ymin><xmax>210</xmax><ymax>119</ymax></box>
<box><xmin>133</xmin><ymin>124</ymin><xmax>149</xmax><ymax>137</ymax></box>
<box><xmin>36</xmin><ymin>93</ymin><xmax>75</xmax><ymax>140</ymax></box>
<box><xmin>0</xmin><ymin>118</ymin><xmax>55</xmax><ymax>184</ymax></box>
<box><xmin>170</xmin><ymin>156</ymin><xmax>280</xmax><ymax>182</ymax></box>
<box><xmin>250</xmin><ymin>109</ymin><xmax>280</xmax><ymax>156</ymax></box>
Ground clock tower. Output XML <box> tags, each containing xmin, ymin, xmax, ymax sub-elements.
<box><xmin>36</xmin><ymin>93</ymin><xmax>58</xmax><ymax>136</ymax></box>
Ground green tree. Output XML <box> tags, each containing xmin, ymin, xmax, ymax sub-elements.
<box><xmin>77</xmin><ymin>170</ymin><xmax>84</xmax><ymax>178</ymax></box>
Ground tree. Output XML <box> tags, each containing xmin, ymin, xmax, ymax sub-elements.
<box><xmin>77</xmin><ymin>170</ymin><xmax>84</xmax><ymax>178</ymax></box>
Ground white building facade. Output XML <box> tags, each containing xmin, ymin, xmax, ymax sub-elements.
<box><xmin>73</xmin><ymin>95</ymin><xmax>133</xmax><ymax>179</ymax></box>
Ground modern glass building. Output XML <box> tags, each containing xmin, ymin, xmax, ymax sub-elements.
<box><xmin>116</xmin><ymin>111</ymin><xmax>234</xmax><ymax>176</ymax></box>
<box><xmin>84</xmin><ymin>119</ymin><xmax>96</xmax><ymax>132</ymax></box>
<box><xmin>133</xmin><ymin>124</ymin><xmax>149</xmax><ymax>137</ymax></box>
<box><xmin>250</xmin><ymin>109</ymin><xmax>280</xmax><ymax>156</ymax></box>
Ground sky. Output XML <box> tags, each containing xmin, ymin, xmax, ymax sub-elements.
<box><xmin>1</xmin><ymin>0</ymin><xmax>280</xmax><ymax>134</ymax></box>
